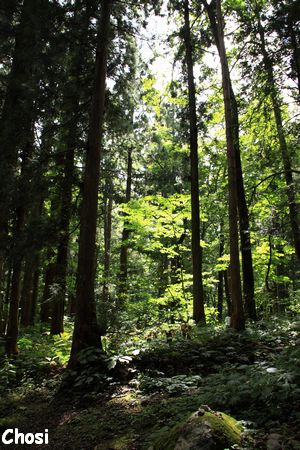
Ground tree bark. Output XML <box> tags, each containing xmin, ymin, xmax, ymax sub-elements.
<box><xmin>215</xmin><ymin>0</ymin><xmax>245</xmax><ymax>330</ymax></box>
<box><xmin>50</xmin><ymin>126</ymin><xmax>75</xmax><ymax>335</ymax></box>
<box><xmin>217</xmin><ymin>229</ymin><xmax>224</xmax><ymax>321</ymax></box>
<box><xmin>119</xmin><ymin>147</ymin><xmax>133</xmax><ymax>299</ymax></box>
<box><xmin>224</xmin><ymin>270</ymin><xmax>232</xmax><ymax>316</ymax></box>
<box><xmin>69</xmin><ymin>0</ymin><xmax>112</xmax><ymax>366</ymax></box>
<box><xmin>230</xmin><ymin>95</ymin><xmax>257</xmax><ymax>320</ymax></box>
<box><xmin>183</xmin><ymin>0</ymin><xmax>205</xmax><ymax>324</ymax></box>
<box><xmin>51</xmin><ymin>0</ymin><xmax>98</xmax><ymax>336</ymax></box>
<box><xmin>202</xmin><ymin>0</ymin><xmax>256</xmax><ymax>321</ymax></box>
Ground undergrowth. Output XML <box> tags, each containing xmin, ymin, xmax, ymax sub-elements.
<box><xmin>0</xmin><ymin>316</ymin><xmax>299</xmax><ymax>449</ymax></box>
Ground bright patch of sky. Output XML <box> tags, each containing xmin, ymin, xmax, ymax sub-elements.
<box><xmin>138</xmin><ymin>2</ymin><xmax>220</xmax><ymax>95</ymax></box>
<box><xmin>139</xmin><ymin>2</ymin><xmax>174</xmax><ymax>90</ymax></box>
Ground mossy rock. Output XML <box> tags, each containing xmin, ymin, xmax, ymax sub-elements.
<box><xmin>150</xmin><ymin>408</ymin><xmax>242</xmax><ymax>450</ymax></box>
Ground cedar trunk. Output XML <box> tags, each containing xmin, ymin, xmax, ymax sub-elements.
<box><xmin>51</xmin><ymin>0</ymin><xmax>98</xmax><ymax>336</ymax></box>
<box><xmin>119</xmin><ymin>147</ymin><xmax>133</xmax><ymax>299</ymax></box>
<box><xmin>69</xmin><ymin>0</ymin><xmax>112</xmax><ymax>365</ymax></box>
<box><xmin>202</xmin><ymin>0</ymin><xmax>256</xmax><ymax>321</ymax></box>
<box><xmin>50</xmin><ymin>130</ymin><xmax>75</xmax><ymax>335</ymax></box>
<box><xmin>215</xmin><ymin>0</ymin><xmax>245</xmax><ymax>330</ymax></box>
<box><xmin>217</xmin><ymin>229</ymin><xmax>225</xmax><ymax>321</ymax></box>
<box><xmin>183</xmin><ymin>0</ymin><xmax>205</xmax><ymax>324</ymax></box>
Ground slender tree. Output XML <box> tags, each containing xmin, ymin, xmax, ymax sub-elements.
<box><xmin>214</xmin><ymin>0</ymin><xmax>245</xmax><ymax>330</ymax></box>
<box><xmin>202</xmin><ymin>0</ymin><xmax>256</xmax><ymax>322</ymax></box>
<box><xmin>217</xmin><ymin>225</ymin><xmax>225</xmax><ymax>321</ymax></box>
<box><xmin>183</xmin><ymin>0</ymin><xmax>206</xmax><ymax>324</ymax></box>
<box><xmin>119</xmin><ymin>147</ymin><xmax>133</xmax><ymax>299</ymax></box>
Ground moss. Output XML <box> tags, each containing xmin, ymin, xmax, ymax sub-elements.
<box><xmin>109</xmin><ymin>435</ymin><xmax>134</xmax><ymax>449</ymax></box>
<box><xmin>204</xmin><ymin>412</ymin><xmax>242</xmax><ymax>444</ymax></box>
<box><xmin>109</xmin><ymin>391</ymin><xmax>140</xmax><ymax>407</ymax></box>
<box><xmin>152</xmin><ymin>410</ymin><xmax>242</xmax><ymax>450</ymax></box>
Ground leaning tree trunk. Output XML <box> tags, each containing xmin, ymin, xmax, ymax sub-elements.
<box><xmin>257</xmin><ymin>15</ymin><xmax>300</xmax><ymax>262</ymax></box>
<box><xmin>69</xmin><ymin>0</ymin><xmax>112</xmax><ymax>366</ymax></box>
<box><xmin>183</xmin><ymin>0</ymin><xmax>205</xmax><ymax>324</ymax></box>
<box><xmin>215</xmin><ymin>0</ymin><xmax>245</xmax><ymax>330</ymax></box>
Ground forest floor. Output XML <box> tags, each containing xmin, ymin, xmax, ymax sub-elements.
<box><xmin>0</xmin><ymin>318</ymin><xmax>300</xmax><ymax>450</ymax></box>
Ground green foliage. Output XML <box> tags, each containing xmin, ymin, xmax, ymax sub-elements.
<box><xmin>136</xmin><ymin>374</ymin><xmax>202</xmax><ymax>395</ymax></box>
<box><xmin>0</xmin><ymin>323</ymin><xmax>72</xmax><ymax>394</ymax></box>
<box><xmin>66</xmin><ymin>347</ymin><xmax>111</xmax><ymax>390</ymax></box>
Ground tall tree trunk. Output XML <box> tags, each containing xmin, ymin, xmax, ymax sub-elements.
<box><xmin>51</xmin><ymin>0</ymin><xmax>98</xmax><ymax>336</ymax></box>
<box><xmin>183</xmin><ymin>0</ymin><xmax>205</xmax><ymax>324</ymax></box>
<box><xmin>69</xmin><ymin>0</ymin><xmax>112</xmax><ymax>366</ymax></box>
<box><xmin>119</xmin><ymin>147</ymin><xmax>132</xmax><ymax>300</ymax></box>
<box><xmin>231</xmin><ymin>95</ymin><xmax>257</xmax><ymax>320</ymax></box>
<box><xmin>215</xmin><ymin>0</ymin><xmax>245</xmax><ymax>330</ymax></box>
<box><xmin>202</xmin><ymin>0</ymin><xmax>256</xmax><ymax>321</ymax></box>
<box><xmin>257</xmin><ymin>15</ymin><xmax>300</xmax><ymax>262</ymax></box>
<box><xmin>224</xmin><ymin>270</ymin><xmax>232</xmax><ymax>316</ymax></box>
<box><xmin>50</xmin><ymin>127</ymin><xmax>75</xmax><ymax>335</ymax></box>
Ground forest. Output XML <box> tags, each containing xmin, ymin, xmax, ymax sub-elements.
<box><xmin>0</xmin><ymin>0</ymin><xmax>299</xmax><ymax>448</ymax></box>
